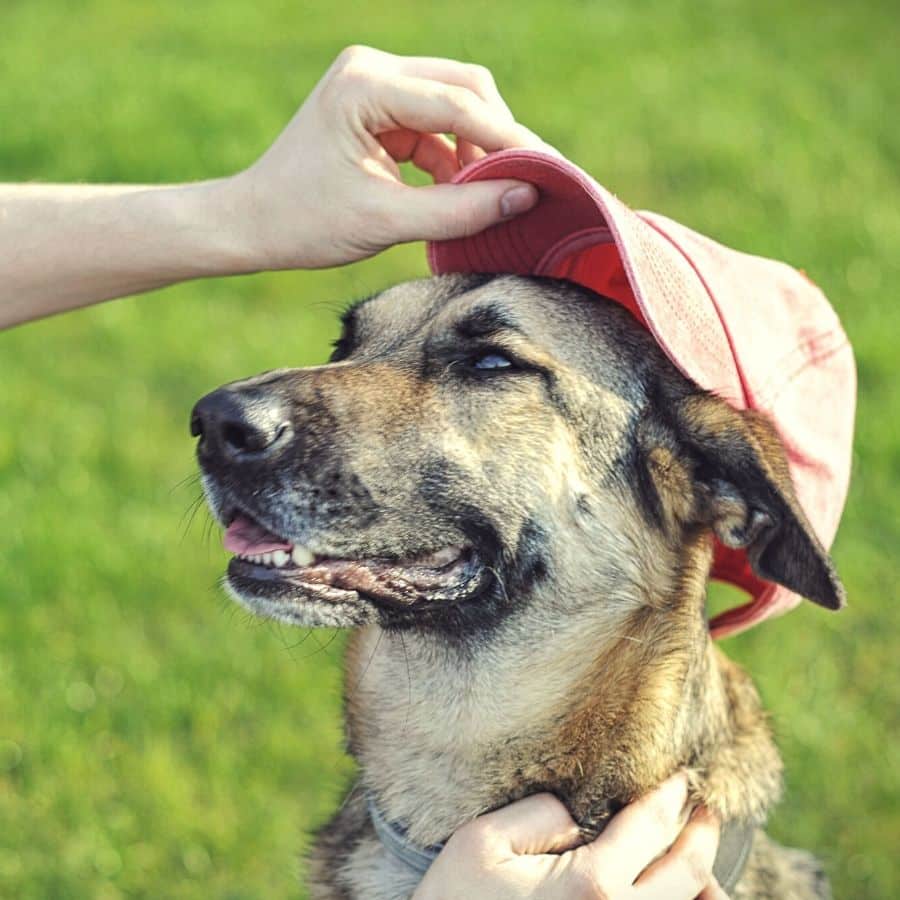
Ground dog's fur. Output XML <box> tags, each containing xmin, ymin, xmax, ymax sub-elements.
<box><xmin>195</xmin><ymin>275</ymin><xmax>841</xmax><ymax>898</ymax></box>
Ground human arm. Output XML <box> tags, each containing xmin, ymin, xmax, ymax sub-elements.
<box><xmin>0</xmin><ymin>46</ymin><xmax>546</xmax><ymax>329</ymax></box>
<box><xmin>412</xmin><ymin>774</ymin><xmax>729</xmax><ymax>900</ymax></box>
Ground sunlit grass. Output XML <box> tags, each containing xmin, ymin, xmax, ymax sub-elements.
<box><xmin>1</xmin><ymin>1</ymin><xmax>898</xmax><ymax>896</ymax></box>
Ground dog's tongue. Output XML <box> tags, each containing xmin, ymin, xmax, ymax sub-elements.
<box><xmin>223</xmin><ymin>515</ymin><xmax>292</xmax><ymax>554</ymax></box>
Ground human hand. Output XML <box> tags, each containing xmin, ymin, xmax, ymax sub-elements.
<box><xmin>224</xmin><ymin>45</ymin><xmax>550</xmax><ymax>270</ymax></box>
<box><xmin>412</xmin><ymin>774</ymin><xmax>728</xmax><ymax>900</ymax></box>
<box><xmin>0</xmin><ymin>46</ymin><xmax>550</xmax><ymax>328</ymax></box>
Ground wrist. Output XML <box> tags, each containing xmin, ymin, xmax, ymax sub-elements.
<box><xmin>157</xmin><ymin>176</ymin><xmax>265</xmax><ymax>279</ymax></box>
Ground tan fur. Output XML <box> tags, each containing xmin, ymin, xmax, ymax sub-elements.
<box><xmin>197</xmin><ymin>275</ymin><xmax>836</xmax><ymax>899</ymax></box>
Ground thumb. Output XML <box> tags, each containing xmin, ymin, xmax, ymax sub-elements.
<box><xmin>474</xmin><ymin>794</ymin><xmax>584</xmax><ymax>856</ymax></box>
<box><xmin>698</xmin><ymin>876</ymin><xmax>731</xmax><ymax>900</ymax></box>
<box><xmin>388</xmin><ymin>179</ymin><xmax>539</xmax><ymax>243</ymax></box>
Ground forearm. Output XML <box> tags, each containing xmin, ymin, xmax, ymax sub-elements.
<box><xmin>1</xmin><ymin>47</ymin><xmax>545</xmax><ymax>331</ymax></box>
<box><xmin>0</xmin><ymin>179</ymin><xmax>255</xmax><ymax>328</ymax></box>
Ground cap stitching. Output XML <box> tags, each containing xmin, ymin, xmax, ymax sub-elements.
<box><xmin>508</xmin><ymin>215</ymin><xmax>536</xmax><ymax>270</ymax></box>
<box><xmin>637</xmin><ymin>213</ymin><xmax>749</xmax><ymax>407</ymax></box>
<box><xmin>534</xmin><ymin>227</ymin><xmax>615</xmax><ymax>276</ymax></box>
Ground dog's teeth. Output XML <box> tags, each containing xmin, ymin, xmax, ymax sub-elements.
<box><xmin>262</xmin><ymin>552</ymin><xmax>274</xmax><ymax>566</ymax></box>
<box><xmin>292</xmin><ymin>545</ymin><xmax>314</xmax><ymax>566</ymax></box>
<box><xmin>253</xmin><ymin>554</ymin><xmax>263</xmax><ymax>565</ymax></box>
<box><xmin>418</xmin><ymin>546</ymin><xmax>461</xmax><ymax>567</ymax></box>
<box><xmin>272</xmin><ymin>550</ymin><xmax>289</xmax><ymax>568</ymax></box>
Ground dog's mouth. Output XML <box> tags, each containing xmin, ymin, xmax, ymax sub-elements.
<box><xmin>222</xmin><ymin>511</ymin><xmax>485</xmax><ymax>624</ymax></box>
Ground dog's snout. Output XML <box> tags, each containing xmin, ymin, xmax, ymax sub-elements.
<box><xmin>191</xmin><ymin>387</ymin><xmax>291</xmax><ymax>461</ymax></box>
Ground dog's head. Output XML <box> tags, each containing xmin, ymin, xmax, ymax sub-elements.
<box><xmin>193</xmin><ymin>275</ymin><xmax>843</xmax><ymax>636</ymax></box>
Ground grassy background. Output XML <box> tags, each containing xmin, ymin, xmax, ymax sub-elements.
<box><xmin>1</xmin><ymin>0</ymin><xmax>898</xmax><ymax>896</ymax></box>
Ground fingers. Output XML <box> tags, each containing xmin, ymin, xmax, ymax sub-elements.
<box><xmin>377</xmin><ymin>129</ymin><xmax>460</xmax><ymax>183</ymax></box>
<box><xmin>698</xmin><ymin>876</ymin><xmax>731</xmax><ymax>900</ymax></box>
<box><xmin>585</xmin><ymin>773</ymin><xmax>691</xmax><ymax>885</ymax></box>
<box><xmin>362</xmin><ymin>74</ymin><xmax>539</xmax><ymax>154</ymax></box>
<box><xmin>256</xmin><ymin>45</ymin><xmax>550</xmax><ymax>267</ymax></box>
<box><xmin>456</xmin><ymin>139</ymin><xmax>488</xmax><ymax>169</ymax></box>
<box><xmin>349</xmin><ymin>49</ymin><xmax>519</xmax><ymax>180</ymax></box>
<box><xmin>378</xmin><ymin>129</ymin><xmax>487</xmax><ymax>185</ymax></box>
<box><xmin>325</xmin><ymin>46</ymin><xmax>542</xmax><ymax>154</ymax></box>
<box><xmin>331</xmin><ymin>46</ymin><xmax>515</xmax><ymax>126</ymax></box>
<box><xmin>390</xmin><ymin>59</ymin><xmax>514</xmax><ymax>168</ymax></box>
<box><xmin>458</xmin><ymin>793</ymin><xmax>584</xmax><ymax>857</ymax></box>
<box><xmin>382</xmin><ymin>179</ymin><xmax>539</xmax><ymax>243</ymax></box>
<box><xmin>632</xmin><ymin>805</ymin><xmax>722</xmax><ymax>900</ymax></box>
<box><xmin>390</xmin><ymin>54</ymin><xmax>515</xmax><ymax>123</ymax></box>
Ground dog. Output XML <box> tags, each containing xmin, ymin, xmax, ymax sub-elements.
<box><xmin>192</xmin><ymin>274</ymin><xmax>841</xmax><ymax>898</ymax></box>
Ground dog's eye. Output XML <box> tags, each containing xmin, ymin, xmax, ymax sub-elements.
<box><xmin>473</xmin><ymin>353</ymin><xmax>514</xmax><ymax>371</ymax></box>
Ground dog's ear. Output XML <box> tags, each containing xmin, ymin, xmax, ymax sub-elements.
<box><xmin>640</xmin><ymin>390</ymin><xmax>845</xmax><ymax>610</ymax></box>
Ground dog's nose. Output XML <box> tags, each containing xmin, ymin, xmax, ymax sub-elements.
<box><xmin>190</xmin><ymin>387</ymin><xmax>292</xmax><ymax>461</ymax></box>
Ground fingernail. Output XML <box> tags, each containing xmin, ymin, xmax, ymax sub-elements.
<box><xmin>500</xmin><ymin>185</ymin><xmax>537</xmax><ymax>218</ymax></box>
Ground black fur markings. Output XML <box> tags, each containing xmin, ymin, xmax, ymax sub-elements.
<box><xmin>453</xmin><ymin>304</ymin><xmax>523</xmax><ymax>341</ymax></box>
<box><xmin>395</xmin><ymin>460</ymin><xmax>552</xmax><ymax>642</ymax></box>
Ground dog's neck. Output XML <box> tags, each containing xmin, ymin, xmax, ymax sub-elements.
<box><xmin>342</xmin><ymin>535</ymin><xmax>781</xmax><ymax>847</ymax></box>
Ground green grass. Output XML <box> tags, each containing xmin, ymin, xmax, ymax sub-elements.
<box><xmin>1</xmin><ymin>0</ymin><xmax>898</xmax><ymax>896</ymax></box>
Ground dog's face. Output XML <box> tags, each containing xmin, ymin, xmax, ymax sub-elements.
<box><xmin>193</xmin><ymin>275</ymin><xmax>842</xmax><ymax>636</ymax></box>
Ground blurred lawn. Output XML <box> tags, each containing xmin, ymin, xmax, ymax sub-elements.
<box><xmin>1</xmin><ymin>0</ymin><xmax>898</xmax><ymax>897</ymax></box>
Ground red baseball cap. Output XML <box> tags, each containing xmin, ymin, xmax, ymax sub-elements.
<box><xmin>427</xmin><ymin>149</ymin><xmax>855</xmax><ymax>639</ymax></box>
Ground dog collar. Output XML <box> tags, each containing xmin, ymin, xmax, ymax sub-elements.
<box><xmin>367</xmin><ymin>794</ymin><xmax>755</xmax><ymax>893</ymax></box>
<box><xmin>367</xmin><ymin>794</ymin><xmax>444</xmax><ymax>874</ymax></box>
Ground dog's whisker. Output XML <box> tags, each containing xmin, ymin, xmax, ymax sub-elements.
<box><xmin>169</xmin><ymin>471</ymin><xmax>201</xmax><ymax>496</ymax></box>
<box><xmin>287</xmin><ymin>628</ymin><xmax>317</xmax><ymax>654</ymax></box>
<box><xmin>275</xmin><ymin>621</ymin><xmax>318</xmax><ymax>657</ymax></box>
<box><xmin>301</xmin><ymin>628</ymin><xmax>340</xmax><ymax>661</ymax></box>
<box><xmin>351</xmin><ymin>629</ymin><xmax>385</xmax><ymax>694</ymax></box>
<box><xmin>201</xmin><ymin>511</ymin><xmax>219</xmax><ymax>553</ymax></box>
<box><xmin>319</xmin><ymin>629</ymin><xmax>340</xmax><ymax>655</ymax></box>
<box><xmin>178</xmin><ymin>489</ymin><xmax>203</xmax><ymax>517</ymax></box>
<box><xmin>398</xmin><ymin>630</ymin><xmax>412</xmax><ymax>736</ymax></box>
<box><xmin>308</xmin><ymin>296</ymin><xmax>348</xmax><ymax>311</ymax></box>
<box><xmin>178</xmin><ymin>493</ymin><xmax>207</xmax><ymax>543</ymax></box>
<box><xmin>486</xmin><ymin>565</ymin><xmax>512</xmax><ymax>606</ymax></box>
<box><xmin>272</xmin><ymin>619</ymin><xmax>295</xmax><ymax>654</ymax></box>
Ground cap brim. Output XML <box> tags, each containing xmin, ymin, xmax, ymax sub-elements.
<box><xmin>426</xmin><ymin>150</ymin><xmax>793</xmax><ymax>638</ymax></box>
<box><xmin>428</xmin><ymin>150</ymin><xmax>744</xmax><ymax>405</ymax></box>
